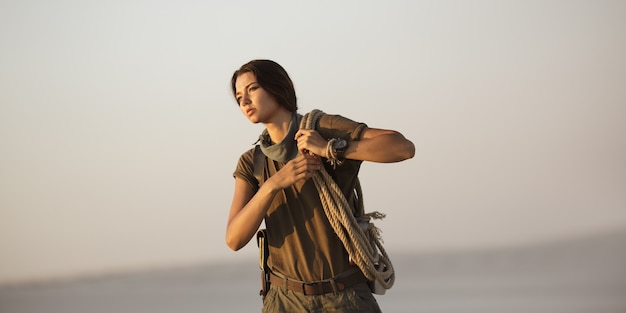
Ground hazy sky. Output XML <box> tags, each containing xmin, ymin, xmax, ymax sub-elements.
<box><xmin>1</xmin><ymin>0</ymin><xmax>625</xmax><ymax>284</ymax></box>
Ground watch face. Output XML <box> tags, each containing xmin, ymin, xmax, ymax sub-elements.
<box><xmin>334</xmin><ymin>139</ymin><xmax>347</xmax><ymax>150</ymax></box>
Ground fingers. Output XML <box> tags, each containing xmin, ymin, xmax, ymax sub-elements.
<box><xmin>295</xmin><ymin>154</ymin><xmax>321</xmax><ymax>169</ymax></box>
<box><xmin>294</xmin><ymin>129</ymin><xmax>304</xmax><ymax>139</ymax></box>
<box><xmin>295</xmin><ymin>130</ymin><xmax>326</xmax><ymax>156</ymax></box>
<box><xmin>292</xmin><ymin>154</ymin><xmax>321</xmax><ymax>179</ymax></box>
<box><xmin>295</xmin><ymin>130</ymin><xmax>309</xmax><ymax>154</ymax></box>
<box><xmin>274</xmin><ymin>154</ymin><xmax>323</xmax><ymax>189</ymax></box>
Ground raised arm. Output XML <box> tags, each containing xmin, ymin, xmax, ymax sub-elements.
<box><xmin>296</xmin><ymin>127</ymin><xmax>415</xmax><ymax>163</ymax></box>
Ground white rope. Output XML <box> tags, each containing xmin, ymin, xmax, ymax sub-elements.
<box><xmin>301</xmin><ymin>109</ymin><xmax>395</xmax><ymax>291</ymax></box>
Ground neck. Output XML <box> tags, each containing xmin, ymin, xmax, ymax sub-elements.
<box><xmin>265</xmin><ymin>110</ymin><xmax>294</xmax><ymax>143</ymax></box>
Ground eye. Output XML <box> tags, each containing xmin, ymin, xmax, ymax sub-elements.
<box><xmin>236</xmin><ymin>96</ymin><xmax>242</xmax><ymax>105</ymax></box>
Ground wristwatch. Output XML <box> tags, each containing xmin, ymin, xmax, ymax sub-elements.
<box><xmin>332</xmin><ymin>138</ymin><xmax>348</xmax><ymax>160</ymax></box>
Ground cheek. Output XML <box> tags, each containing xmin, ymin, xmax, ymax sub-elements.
<box><xmin>260</xmin><ymin>94</ymin><xmax>279</xmax><ymax>109</ymax></box>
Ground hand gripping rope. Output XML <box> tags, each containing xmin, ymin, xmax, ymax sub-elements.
<box><xmin>300</xmin><ymin>109</ymin><xmax>395</xmax><ymax>293</ymax></box>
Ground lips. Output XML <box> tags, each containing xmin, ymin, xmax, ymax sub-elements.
<box><xmin>245</xmin><ymin>108</ymin><xmax>255</xmax><ymax>116</ymax></box>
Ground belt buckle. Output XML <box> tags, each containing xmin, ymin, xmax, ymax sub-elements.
<box><xmin>302</xmin><ymin>281</ymin><xmax>321</xmax><ymax>295</ymax></box>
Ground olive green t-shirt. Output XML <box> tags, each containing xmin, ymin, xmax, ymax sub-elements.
<box><xmin>233</xmin><ymin>113</ymin><xmax>367</xmax><ymax>282</ymax></box>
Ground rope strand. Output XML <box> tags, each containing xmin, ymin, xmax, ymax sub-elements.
<box><xmin>300</xmin><ymin>110</ymin><xmax>395</xmax><ymax>291</ymax></box>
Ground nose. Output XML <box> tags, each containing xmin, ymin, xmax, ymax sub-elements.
<box><xmin>240</xmin><ymin>93</ymin><xmax>251</xmax><ymax>106</ymax></box>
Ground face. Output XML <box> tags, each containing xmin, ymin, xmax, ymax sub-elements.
<box><xmin>234</xmin><ymin>72</ymin><xmax>281</xmax><ymax>124</ymax></box>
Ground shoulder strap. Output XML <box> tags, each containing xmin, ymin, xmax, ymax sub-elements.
<box><xmin>253</xmin><ymin>145</ymin><xmax>266</xmax><ymax>188</ymax></box>
<box><xmin>254</xmin><ymin>150</ymin><xmax>270</xmax><ymax>298</ymax></box>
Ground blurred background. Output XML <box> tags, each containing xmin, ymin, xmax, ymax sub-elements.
<box><xmin>1</xmin><ymin>0</ymin><xmax>625</xmax><ymax>312</ymax></box>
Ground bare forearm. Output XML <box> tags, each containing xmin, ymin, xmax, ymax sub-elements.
<box><xmin>347</xmin><ymin>131</ymin><xmax>415</xmax><ymax>163</ymax></box>
<box><xmin>225</xmin><ymin>180</ymin><xmax>280</xmax><ymax>251</ymax></box>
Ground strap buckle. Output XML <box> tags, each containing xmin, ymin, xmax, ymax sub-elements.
<box><xmin>302</xmin><ymin>281</ymin><xmax>322</xmax><ymax>295</ymax></box>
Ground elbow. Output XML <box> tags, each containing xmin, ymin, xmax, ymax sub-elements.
<box><xmin>226</xmin><ymin>238</ymin><xmax>244</xmax><ymax>252</ymax></box>
<box><xmin>225</xmin><ymin>232</ymin><xmax>245</xmax><ymax>251</ymax></box>
<box><xmin>391</xmin><ymin>145</ymin><xmax>414</xmax><ymax>162</ymax></box>
<box><xmin>403</xmin><ymin>140</ymin><xmax>416</xmax><ymax>160</ymax></box>
<box><xmin>390</xmin><ymin>133</ymin><xmax>416</xmax><ymax>162</ymax></box>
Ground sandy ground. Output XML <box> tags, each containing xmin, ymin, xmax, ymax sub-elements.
<box><xmin>1</xmin><ymin>229</ymin><xmax>625</xmax><ymax>313</ymax></box>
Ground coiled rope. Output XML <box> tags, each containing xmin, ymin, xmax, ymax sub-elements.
<box><xmin>300</xmin><ymin>109</ymin><xmax>395</xmax><ymax>292</ymax></box>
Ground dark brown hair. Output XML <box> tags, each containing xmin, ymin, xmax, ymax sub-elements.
<box><xmin>231</xmin><ymin>59</ymin><xmax>298</xmax><ymax>112</ymax></box>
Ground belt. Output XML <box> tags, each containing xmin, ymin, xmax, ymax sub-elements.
<box><xmin>268</xmin><ymin>270</ymin><xmax>367</xmax><ymax>296</ymax></box>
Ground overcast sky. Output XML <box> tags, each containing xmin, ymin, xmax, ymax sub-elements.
<box><xmin>1</xmin><ymin>0</ymin><xmax>625</xmax><ymax>284</ymax></box>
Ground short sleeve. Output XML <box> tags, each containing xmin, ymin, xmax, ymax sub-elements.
<box><xmin>233</xmin><ymin>147</ymin><xmax>258</xmax><ymax>191</ymax></box>
<box><xmin>316</xmin><ymin>113</ymin><xmax>368</xmax><ymax>141</ymax></box>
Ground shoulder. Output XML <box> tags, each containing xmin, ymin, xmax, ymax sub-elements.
<box><xmin>238</xmin><ymin>146</ymin><xmax>256</xmax><ymax>164</ymax></box>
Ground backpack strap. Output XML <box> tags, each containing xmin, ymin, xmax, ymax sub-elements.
<box><xmin>253</xmin><ymin>147</ymin><xmax>270</xmax><ymax>299</ymax></box>
<box><xmin>253</xmin><ymin>145</ymin><xmax>266</xmax><ymax>188</ymax></box>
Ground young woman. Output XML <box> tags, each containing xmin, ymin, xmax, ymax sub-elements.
<box><xmin>226</xmin><ymin>59</ymin><xmax>415</xmax><ymax>312</ymax></box>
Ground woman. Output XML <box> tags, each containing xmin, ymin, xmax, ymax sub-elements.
<box><xmin>226</xmin><ymin>59</ymin><xmax>415</xmax><ymax>312</ymax></box>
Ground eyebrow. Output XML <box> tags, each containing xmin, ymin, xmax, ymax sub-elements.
<box><xmin>235</xmin><ymin>81</ymin><xmax>258</xmax><ymax>97</ymax></box>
